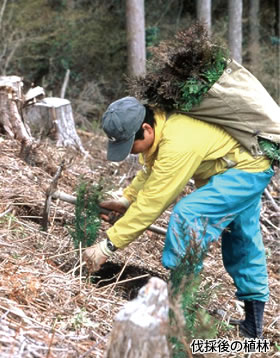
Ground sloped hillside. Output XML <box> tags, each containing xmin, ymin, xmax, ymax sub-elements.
<box><xmin>0</xmin><ymin>134</ymin><xmax>279</xmax><ymax>358</ymax></box>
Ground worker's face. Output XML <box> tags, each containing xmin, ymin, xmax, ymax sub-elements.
<box><xmin>131</xmin><ymin>123</ymin><xmax>155</xmax><ymax>154</ymax></box>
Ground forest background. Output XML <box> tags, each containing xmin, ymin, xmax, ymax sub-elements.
<box><xmin>0</xmin><ymin>0</ymin><xmax>279</xmax><ymax>131</ymax></box>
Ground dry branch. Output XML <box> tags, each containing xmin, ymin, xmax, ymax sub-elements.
<box><xmin>264</xmin><ymin>188</ymin><xmax>280</xmax><ymax>212</ymax></box>
<box><xmin>61</xmin><ymin>69</ymin><xmax>70</xmax><ymax>99</ymax></box>
<box><xmin>42</xmin><ymin>161</ymin><xmax>65</xmax><ymax>231</ymax></box>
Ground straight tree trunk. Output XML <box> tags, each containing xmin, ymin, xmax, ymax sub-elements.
<box><xmin>196</xmin><ymin>0</ymin><xmax>212</xmax><ymax>36</ymax></box>
<box><xmin>126</xmin><ymin>0</ymin><xmax>146</xmax><ymax>77</ymax></box>
<box><xmin>248</xmin><ymin>0</ymin><xmax>260</xmax><ymax>74</ymax></box>
<box><xmin>228</xmin><ymin>0</ymin><xmax>243</xmax><ymax>64</ymax></box>
<box><xmin>275</xmin><ymin>0</ymin><xmax>280</xmax><ymax>102</ymax></box>
<box><xmin>275</xmin><ymin>0</ymin><xmax>280</xmax><ymax>38</ymax></box>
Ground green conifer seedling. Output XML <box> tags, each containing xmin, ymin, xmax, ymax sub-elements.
<box><xmin>71</xmin><ymin>181</ymin><xmax>103</xmax><ymax>250</ymax></box>
<box><xmin>168</xmin><ymin>230</ymin><xmax>218</xmax><ymax>357</ymax></box>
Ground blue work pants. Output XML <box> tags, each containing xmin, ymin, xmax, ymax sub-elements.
<box><xmin>162</xmin><ymin>167</ymin><xmax>274</xmax><ymax>302</ymax></box>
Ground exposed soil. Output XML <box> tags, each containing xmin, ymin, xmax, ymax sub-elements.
<box><xmin>0</xmin><ymin>132</ymin><xmax>279</xmax><ymax>357</ymax></box>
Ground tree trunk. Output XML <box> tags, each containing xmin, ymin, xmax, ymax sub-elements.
<box><xmin>126</xmin><ymin>0</ymin><xmax>146</xmax><ymax>77</ymax></box>
<box><xmin>104</xmin><ymin>277</ymin><xmax>170</xmax><ymax>358</ymax></box>
<box><xmin>248</xmin><ymin>0</ymin><xmax>260</xmax><ymax>74</ymax></box>
<box><xmin>275</xmin><ymin>0</ymin><xmax>280</xmax><ymax>102</ymax></box>
<box><xmin>228</xmin><ymin>0</ymin><xmax>243</xmax><ymax>64</ymax></box>
<box><xmin>23</xmin><ymin>97</ymin><xmax>87</xmax><ymax>155</ymax></box>
<box><xmin>275</xmin><ymin>0</ymin><xmax>280</xmax><ymax>38</ymax></box>
<box><xmin>196</xmin><ymin>0</ymin><xmax>212</xmax><ymax>36</ymax></box>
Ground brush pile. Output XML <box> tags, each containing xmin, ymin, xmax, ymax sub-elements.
<box><xmin>0</xmin><ymin>134</ymin><xmax>279</xmax><ymax>357</ymax></box>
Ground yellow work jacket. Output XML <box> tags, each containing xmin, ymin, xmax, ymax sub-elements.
<box><xmin>107</xmin><ymin>112</ymin><xmax>270</xmax><ymax>249</ymax></box>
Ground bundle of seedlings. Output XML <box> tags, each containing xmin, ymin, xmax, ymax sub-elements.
<box><xmin>128</xmin><ymin>23</ymin><xmax>227</xmax><ymax>113</ymax></box>
<box><xmin>128</xmin><ymin>23</ymin><xmax>280</xmax><ymax>164</ymax></box>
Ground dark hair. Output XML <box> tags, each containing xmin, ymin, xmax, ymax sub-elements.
<box><xmin>134</xmin><ymin>106</ymin><xmax>155</xmax><ymax>141</ymax></box>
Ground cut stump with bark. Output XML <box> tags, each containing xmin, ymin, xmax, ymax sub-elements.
<box><xmin>0</xmin><ymin>76</ymin><xmax>32</xmax><ymax>146</ymax></box>
<box><xmin>0</xmin><ymin>76</ymin><xmax>87</xmax><ymax>157</ymax></box>
<box><xmin>104</xmin><ymin>277</ymin><xmax>170</xmax><ymax>358</ymax></box>
<box><xmin>23</xmin><ymin>97</ymin><xmax>87</xmax><ymax>155</ymax></box>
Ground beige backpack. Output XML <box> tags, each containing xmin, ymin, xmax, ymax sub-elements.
<box><xmin>185</xmin><ymin>59</ymin><xmax>280</xmax><ymax>158</ymax></box>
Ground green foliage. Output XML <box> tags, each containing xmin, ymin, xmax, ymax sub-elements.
<box><xmin>146</xmin><ymin>26</ymin><xmax>160</xmax><ymax>48</ymax></box>
<box><xmin>70</xmin><ymin>308</ymin><xmax>98</xmax><ymax>331</ymax></box>
<box><xmin>70</xmin><ymin>181</ymin><xmax>103</xmax><ymax>250</ymax></box>
<box><xmin>275</xmin><ymin>342</ymin><xmax>280</xmax><ymax>351</ymax></box>
<box><xmin>146</xmin><ymin>26</ymin><xmax>160</xmax><ymax>59</ymax></box>
<box><xmin>177</xmin><ymin>49</ymin><xmax>226</xmax><ymax>111</ymax></box>
<box><xmin>3</xmin><ymin>0</ymin><xmax>127</xmax><ymax>102</ymax></box>
<box><xmin>259</xmin><ymin>139</ymin><xmax>280</xmax><ymax>163</ymax></box>
<box><xmin>168</xmin><ymin>237</ymin><xmax>218</xmax><ymax>357</ymax></box>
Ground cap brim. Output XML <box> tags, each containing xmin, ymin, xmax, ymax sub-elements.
<box><xmin>107</xmin><ymin>135</ymin><xmax>135</xmax><ymax>162</ymax></box>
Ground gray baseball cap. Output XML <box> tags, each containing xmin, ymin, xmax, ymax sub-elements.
<box><xmin>102</xmin><ymin>96</ymin><xmax>146</xmax><ymax>161</ymax></box>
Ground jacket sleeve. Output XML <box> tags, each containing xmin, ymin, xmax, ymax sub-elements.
<box><xmin>122</xmin><ymin>165</ymin><xmax>152</xmax><ymax>203</ymax></box>
<box><xmin>106</xmin><ymin>140</ymin><xmax>203</xmax><ymax>248</ymax></box>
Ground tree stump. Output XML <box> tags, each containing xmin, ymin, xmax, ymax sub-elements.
<box><xmin>23</xmin><ymin>97</ymin><xmax>87</xmax><ymax>154</ymax></box>
<box><xmin>104</xmin><ymin>277</ymin><xmax>170</xmax><ymax>358</ymax></box>
<box><xmin>0</xmin><ymin>76</ymin><xmax>32</xmax><ymax>144</ymax></box>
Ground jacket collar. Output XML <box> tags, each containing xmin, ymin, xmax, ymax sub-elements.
<box><xmin>139</xmin><ymin>110</ymin><xmax>166</xmax><ymax>167</ymax></box>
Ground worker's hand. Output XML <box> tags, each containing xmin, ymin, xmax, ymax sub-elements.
<box><xmin>83</xmin><ymin>239</ymin><xmax>114</xmax><ymax>273</ymax></box>
<box><xmin>99</xmin><ymin>200</ymin><xmax>128</xmax><ymax>223</ymax></box>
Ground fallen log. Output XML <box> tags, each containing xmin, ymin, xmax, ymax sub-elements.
<box><xmin>104</xmin><ymin>277</ymin><xmax>170</xmax><ymax>358</ymax></box>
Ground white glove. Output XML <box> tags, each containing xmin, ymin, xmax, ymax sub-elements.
<box><xmin>83</xmin><ymin>239</ymin><xmax>115</xmax><ymax>273</ymax></box>
<box><xmin>118</xmin><ymin>197</ymin><xmax>131</xmax><ymax>208</ymax></box>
